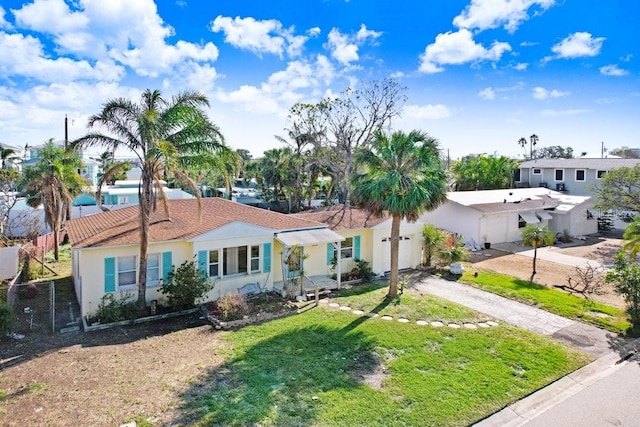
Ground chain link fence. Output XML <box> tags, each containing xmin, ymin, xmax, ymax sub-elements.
<box><xmin>7</xmin><ymin>281</ymin><xmax>55</xmax><ymax>336</ymax></box>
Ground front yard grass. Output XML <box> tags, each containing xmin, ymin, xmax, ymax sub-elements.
<box><xmin>460</xmin><ymin>270</ymin><xmax>630</xmax><ymax>334</ymax></box>
<box><xmin>181</xmin><ymin>286</ymin><xmax>590</xmax><ymax>426</ymax></box>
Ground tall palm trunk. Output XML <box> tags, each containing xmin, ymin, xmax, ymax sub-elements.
<box><xmin>388</xmin><ymin>214</ymin><xmax>401</xmax><ymax>298</ymax></box>
<box><xmin>137</xmin><ymin>169</ymin><xmax>153</xmax><ymax>312</ymax></box>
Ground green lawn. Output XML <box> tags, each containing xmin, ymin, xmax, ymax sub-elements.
<box><xmin>182</xmin><ymin>287</ymin><xmax>590</xmax><ymax>426</ymax></box>
<box><xmin>460</xmin><ymin>270</ymin><xmax>630</xmax><ymax>334</ymax></box>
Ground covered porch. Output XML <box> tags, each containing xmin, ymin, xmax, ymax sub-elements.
<box><xmin>272</xmin><ymin>228</ymin><xmax>345</xmax><ymax>298</ymax></box>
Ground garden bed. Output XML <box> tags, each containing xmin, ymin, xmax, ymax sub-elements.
<box><xmin>82</xmin><ymin>306</ymin><xmax>202</xmax><ymax>332</ymax></box>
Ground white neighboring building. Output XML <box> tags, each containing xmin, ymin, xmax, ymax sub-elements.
<box><xmin>419</xmin><ymin>188</ymin><xmax>597</xmax><ymax>247</ymax></box>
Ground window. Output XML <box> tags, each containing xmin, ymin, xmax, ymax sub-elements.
<box><xmin>533</xmin><ymin>168</ymin><xmax>541</xmax><ymax>175</ymax></box>
<box><xmin>554</xmin><ymin>169</ymin><xmax>564</xmax><ymax>181</ymax></box>
<box><xmin>514</xmin><ymin>168</ymin><xmax>521</xmax><ymax>182</ymax></box>
<box><xmin>117</xmin><ymin>256</ymin><xmax>137</xmax><ymax>289</ymax></box>
<box><xmin>597</xmin><ymin>170</ymin><xmax>606</xmax><ymax>179</ymax></box>
<box><xmin>147</xmin><ymin>253</ymin><xmax>160</xmax><ymax>287</ymax></box>
<box><xmin>518</xmin><ymin>216</ymin><xmax>526</xmax><ymax>229</ymax></box>
<box><xmin>575</xmin><ymin>169</ymin><xmax>586</xmax><ymax>182</ymax></box>
<box><xmin>224</xmin><ymin>246</ymin><xmax>248</xmax><ymax>276</ymax></box>
<box><xmin>208</xmin><ymin>250</ymin><xmax>219</xmax><ymax>278</ymax></box>
<box><xmin>250</xmin><ymin>245</ymin><xmax>260</xmax><ymax>273</ymax></box>
<box><xmin>118</xmin><ymin>196</ymin><xmax>128</xmax><ymax>204</ymax></box>
<box><xmin>334</xmin><ymin>237</ymin><xmax>354</xmax><ymax>259</ymax></box>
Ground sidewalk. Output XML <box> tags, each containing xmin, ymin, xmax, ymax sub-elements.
<box><xmin>411</xmin><ymin>276</ymin><xmax>638</xmax><ymax>426</ymax></box>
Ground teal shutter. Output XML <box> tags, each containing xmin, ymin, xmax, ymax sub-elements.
<box><xmin>327</xmin><ymin>243</ymin><xmax>334</xmax><ymax>265</ymax></box>
<box><xmin>162</xmin><ymin>252</ymin><xmax>173</xmax><ymax>283</ymax></box>
<box><xmin>354</xmin><ymin>235</ymin><xmax>361</xmax><ymax>260</ymax></box>
<box><xmin>263</xmin><ymin>243</ymin><xmax>272</xmax><ymax>273</ymax></box>
<box><xmin>104</xmin><ymin>257</ymin><xmax>116</xmax><ymax>293</ymax></box>
<box><xmin>198</xmin><ymin>250</ymin><xmax>208</xmax><ymax>275</ymax></box>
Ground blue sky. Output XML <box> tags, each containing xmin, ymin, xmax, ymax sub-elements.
<box><xmin>0</xmin><ymin>0</ymin><xmax>638</xmax><ymax>160</ymax></box>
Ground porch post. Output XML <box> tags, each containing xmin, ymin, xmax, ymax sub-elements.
<box><xmin>336</xmin><ymin>240</ymin><xmax>342</xmax><ymax>289</ymax></box>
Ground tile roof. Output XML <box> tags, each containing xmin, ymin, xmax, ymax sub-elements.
<box><xmin>293</xmin><ymin>205</ymin><xmax>389</xmax><ymax>230</ymax></box>
<box><xmin>67</xmin><ymin>198</ymin><xmax>325</xmax><ymax>248</ymax></box>
<box><xmin>519</xmin><ymin>158</ymin><xmax>640</xmax><ymax>170</ymax></box>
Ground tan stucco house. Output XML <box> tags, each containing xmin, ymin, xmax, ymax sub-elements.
<box><xmin>66</xmin><ymin>198</ymin><xmax>345</xmax><ymax>318</ymax></box>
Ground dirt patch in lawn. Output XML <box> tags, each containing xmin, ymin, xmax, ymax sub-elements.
<box><xmin>466</xmin><ymin>234</ymin><xmax>625</xmax><ymax>309</ymax></box>
<box><xmin>0</xmin><ymin>315</ymin><xmax>227</xmax><ymax>427</ymax></box>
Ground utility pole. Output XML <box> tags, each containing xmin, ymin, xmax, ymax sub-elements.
<box><xmin>64</xmin><ymin>115</ymin><xmax>68</xmax><ymax>150</ymax></box>
<box><xmin>601</xmin><ymin>141</ymin><xmax>606</xmax><ymax>158</ymax></box>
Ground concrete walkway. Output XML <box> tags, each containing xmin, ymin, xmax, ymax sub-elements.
<box><xmin>411</xmin><ymin>275</ymin><xmax>638</xmax><ymax>426</ymax></box>
<box><xmin>492</xmin><ymin>243</ymin><xmax>603</xmax><ymax>269</ymax></box>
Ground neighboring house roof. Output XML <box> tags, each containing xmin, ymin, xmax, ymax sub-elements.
<box><xmin>519</xmin><ymin>158</ymin><xmax>640</xmax><ymax>170</ymax></box>
<box><xmin>293</xmin><ymin>205</ymin><xmax>390</xmax><ymax>230</ymax></box>
<box><xmin>67</xmin><ymin>198</ymin><xmax>325</xmax><ymax>249</ymax></box>
<box><xmin>446</xmin><ymin>188</ymin><xmax>591</xmax><ymax>215</ymax></box>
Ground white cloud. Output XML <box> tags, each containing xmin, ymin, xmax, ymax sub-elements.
<box><xmin>550</xmin><ymin>32</ymin><xmax>605</xmax><ymax>59</ymax></box>
<box><xmin>0</xmin><ymin>6</ymin><xmax>12</xmax><ymax>30</ymax></box>
<box><xmin>0</xmin><ymin>32</ymin><xmax>125</xmax><ymax>83</ymax></box>
<box><xmin>532</xmin><ymin>86</ymin><xmax>569</xmax><ymax>100</ymax></box>
<box><xmin>404</xmin><ymin>104</ymin><xmax>451</xmax><ymax>120</ymax></box>
<box><xmin>478</xmin><ymin>87</ymin><xmax>495</xmax><ymax>100</ymax></box>
<box><xmin>356</xmin><ymin>23</ymin><xmax>382</xmax><ymax>42</ymax></box>
<box><xmin>620</xmin><ymin>53</ymin><xmax>633</xmax><ymax>62</ymax></box>
<box><xmin>540</xmin><ymin>108</ymin><xmax>589</xmax><ymax>117</ymax></box>
<box><xmin>513</xmin><ymin>62</ymin><xmax>528</xmax><ymax>70</ymax></box>
<box><xmin>599</xmin><ymin>64</ymin><xmax>628</xmax><ymax>77</ymax></box>
<box><xmin>9</xmin><ymin>0</ymin><xmax>220</xmax><ymax>79</ymax></box>
<box><xmin>419</xmin><ymin>29</ymin><xmax>511</xmax><ymax>73</ymax></box>
<box><xmin>210</xmin><ymin>15</ymin><xmax>307</xmax><ymax>58</ymax></box>
<box><xmin>326</xmin><ymin>28</ymin><xmax>359</xmax><ymax>65</ymax></box>
<box><xmin>453</xmin><ymin>0</ymin><xmax>555</xmax><ymax>33</ymax></box>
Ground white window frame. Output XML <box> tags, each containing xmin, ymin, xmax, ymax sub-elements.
<box><xmin>575</xmin><ymin>169</ymin><xmax>586</xmax><ymax>182</ymax></box>
<box><xmin>532</xmin><ymin>168</ymin><xmax>542</xmax><ymax>175</ymax></box>
<box><xmin>223</xmin><ymin>246</ymin><xmax>248</xmax><ymax>277</ymax></box>
<box><xmin>554</xmin><ymin>169</ymin><xmax>564</xmax><ymax>182</ymax></box>
<box><xmin>596</xmin><ymin>170</ymin><xmax>606</xmax><ymax>179</ymax></box>
<box><xmin>208</xmin><ymin>249</ymin><xmax>220</xmax><ymax>278</ymax></box>
<box><xmin>117</xmin><ymin>255</ymin><xmax>137</xmax><ymax>290</ymax></box>
<box><xmin>250</xmin><ymin>245</ymin><xmax>260</xmax><ymax>273</ymax></box>
<box><xmin>146</xmin><ymin>253</ymin><xmax>160</xmax><ymax>288</ymax></box>
<box><xmin>118</xmin><ymin>196</ymin><xmax>128</xmax><ymax>205</ymax></box>
<box><xmin>334</xmin><ymin>237</ymin><xmax>353</xmax><ymax>259</ymax></box>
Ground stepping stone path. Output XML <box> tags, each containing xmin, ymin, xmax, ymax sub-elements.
<box><xmin>321</xmin><ymin>303</ymin><xmax>500</xmax><ymax>330</ymax></box>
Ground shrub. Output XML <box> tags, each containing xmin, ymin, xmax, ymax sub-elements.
<box><xmin>0</xmin><ymin>302</ymin><xmax>15</xmax><ymax>337</ymax></box>
<box><xmin>216</xmin><ymin>293</ymin><xmax>250</xmax><ymax>321</ymax></box>
<box><xmin>160</xmin><ymin>260</ymin><xmax>214</xmax><ymax>310</ymax></box>
<box><xmin>95</xmin><ymin>293</ymin><xmax>137</xmax><ymax>324</ymax></box>
<box><xmin>606</xmin><ymin>253</ymin><xmax>640</xmax><ymax>336</ymax></box>
<box><xmin>349</xmin><ymin>259</ymin><xmax>374</xmax><ymax>281</ymax></box>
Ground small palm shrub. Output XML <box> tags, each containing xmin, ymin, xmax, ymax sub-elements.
<box><xmin>95</xmin><ymin>293</ymin><xmax>137</xmax><ymax>323</ymax></box>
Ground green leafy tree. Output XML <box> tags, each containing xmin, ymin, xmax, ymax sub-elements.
<box><xmin>451</xmin><ymin>154</ymin><xmax>519</xmax><ymax>190</ymax></box>
<box><xmin>351</xmin><ymin>129</ymin><xmax>447</xmax><ymax>298</ymax></box>
<box><xmin>161</xmin><ymin>260</ymin><xmax>214</xmax><ymax>309</ymax></box>
<box><xmin>20</xmin><ymin>140</ymin><xmax>89</xmax><ymax>260</ymax></box>
<box><xmin>521</xmin><ymin>225</ymin><xmax>555</xmax><ymax>283</ymax></box>
<box><xmin>0</xmin><ymin>146</ymin><xmax>17</xmax><ymax>169</ymax></box>
<box><xmin>422</xmin><ymin>224</ymin><xmax>445</xmax><ymax>267</ymax></box>
<box><xmin>592</xmin><ymin>165</ymin><xmax>640</xmax><ymax>212</ymax></box>
<box><xmin>605</xmin><ymin>253</ymin><xmax>640</xmax><ymax>335</ymax></box>
<box><xmin>71</xmin><ymin>89</ymin><xmax>225</xmax><ymax>312</ymax></box>
<box><xmin>534</xmin><ymin>146</ymin><xmax>574</xmax><ymax>159</ymax></box>
<box><xmin>622</xmin><ymin>217</ymin><xmax>640</xmax><ymax>259</ymax></box>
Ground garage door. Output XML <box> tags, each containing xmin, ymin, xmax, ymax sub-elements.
<box><xmin>381</xmin><ymin>236</ymin><xmax>412</xmax><ymax>272</ymax></box>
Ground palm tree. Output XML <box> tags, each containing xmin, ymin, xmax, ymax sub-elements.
<box><xmin>623</xmin><ymin>216</ymin><xmax>640</xmax><ymax>259</ymax></box>
<box><xmin>71</xmin><ymin>89</ymin><xmax>225</xmax><ymax>312</ymax></box>
<box><xmin>20</xmin><ymin>140</ymin><xmax>88</xmax><ymax>260</ymax></box>
<box><xmin>0</xmin><ymin>146</ymin><xmax>17</xmax><ymax>169</ymax></box>
<box><xmin>521</xmin><ymin>224</ymin><xmax>555</xmax><ymax>283</ymax></box>
<box><xmin>351</xmin><ymin>130</ymin><xmax>447</xmax><ymax>298</ymax></box>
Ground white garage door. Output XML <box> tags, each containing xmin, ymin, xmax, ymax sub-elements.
<box><xmin>381</xmin><ymin>236</ymin><xmax>412</xmax><ymax>272</ymax></box>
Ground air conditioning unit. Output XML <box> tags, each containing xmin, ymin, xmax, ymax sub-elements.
<box><xmin>556</xmin><ymin>183</ymin><xmax>566</xmax><ymax>192</ymax></box>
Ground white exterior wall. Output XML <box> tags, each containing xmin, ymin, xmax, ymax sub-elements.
<box><xmin>479</xmin><ymin>212</ymin><xmax>530</xmax><ymax>245</ymax></box>
<box><xmin>419</xmin><ymin>202</ymin><xmax>483</xmax><ymax>244</ymax></box>
<box><xmin>371</xmin><ymin>220</ymin><xmax>424</xmax><ymax>275</ymax></box>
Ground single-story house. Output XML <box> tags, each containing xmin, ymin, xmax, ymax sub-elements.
<box><xmin>66</xmin><ymin>198</ymin><xmax>347</xmax><ymax>318</ymax></box>
<box><xmin>294</xmin><ymin>205</ymin><xmax>425</xmax><ymax>276</ymax></box>
<box><xmin>418</xmin><ymin>188</ymin><xmax>597</xmax><ymax>248</ymax></box>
